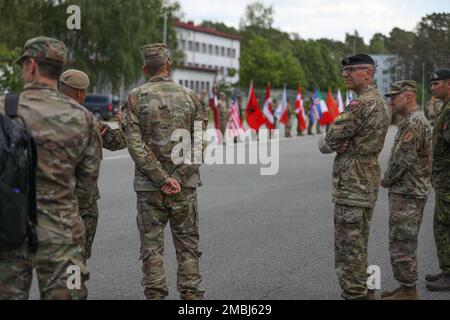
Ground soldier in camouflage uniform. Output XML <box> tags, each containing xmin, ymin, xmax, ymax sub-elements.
<box><xmin>426</xmin><ymin>69</ymin><xmax>450</xmax><ymax>291</ymax></box>
<box><xmin>325</xmin><ymin>54</ymin><xmax>390</xmax><ymax>300</ymax></box>
<box><xmin>380</xmin><ymin>81</ymin><xmax>432</xmax><ymax>300</ymax></box>
<box><xmin>285</xmin><ymin>101</ymin><xmax>294</xmax><ymax>138</ymax></box>
<box><xmin>218</xmin><ymin>92</ymin><xmax>229</xmax><ymax>142</ymax></box>
<box><xmin>59</xmin><ymin>69</ymin><xmax>127</xmax><ymax>262</ymax></box>
<box><xmin>0</xmin><ymin>37</ymin><xmax>102</xmax><ymax>300</ymax></box>
<box><xmin>123</xmin><ymin>43</ymin><xmax>208</xmax><ymax>300</ymax></box>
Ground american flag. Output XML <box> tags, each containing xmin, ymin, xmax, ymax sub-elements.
<box><xmin>228</xmin><ymin>95</ymin><xmax>245</xmax><ymax>139</ymax></box>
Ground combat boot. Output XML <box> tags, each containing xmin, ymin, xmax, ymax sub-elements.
<box><xmin>426</xmin><ymin>274</ymin><xmax>450</xmax><ymax>291</ymax></box>
<box><xmin>425</xmin><ymin>272</ymin><xmax>443</xmax><ymax>282</ymax></box>
<box><xmin>382</xmin><ymin>286</ymin><xmax>418</xmax><ymax>300</ymax></box>
<box><xmin>380</xmin><ymin>287</ymin><xmax>401</xmax><ymax>299</ymax></box>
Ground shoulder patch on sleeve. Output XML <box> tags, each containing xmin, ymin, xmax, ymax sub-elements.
<box><xmin>403</xmin><ymin>131</ymin><xmax>414</xmax><ymax>143</ymax></box>
<box><xmin>350</xmin><ymin>100</ymin><xmax>361</xmax><ymax>106</ymax></box>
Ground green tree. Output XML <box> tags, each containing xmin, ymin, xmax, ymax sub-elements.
<box><xmin>385</xmin><ymin>27</ymin><xmax>416</xmax><ymax>79</ymax></box>
<box><xmin>0</xmin><ymin>0</ymin><xmax>179</xmax><ymax>93</ymax></box>
<box><xmin>344</xmin><ymin>30</ymin><xmax>368</xmax><ymax>55</ymax></box>
<box><xmin>414</xmin><ymin>13</ymin><xmax>450</xmax><ymax>80</ymax></box>
<box><xmin>369</xmin><ymin>33</ymin><xmax>389</xmax><ymax>54</ymax></box>
<box><xmin>0</xmin><ymin>44</ymin><xmax>22</xmax><ymax>93</ymax></box>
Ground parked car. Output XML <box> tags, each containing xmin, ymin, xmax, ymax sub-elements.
<box><xmin>82</xmin><ymin>94</ymin><xmax>121</xmax><ymax>121</ymax></box>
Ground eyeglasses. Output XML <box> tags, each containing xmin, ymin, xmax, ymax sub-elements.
<box><xmin>342</xmin><ymin>67</ymin><xmax>369</xmax><ymax>74</ymax></box>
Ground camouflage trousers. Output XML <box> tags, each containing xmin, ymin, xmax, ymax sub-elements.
<box><xmin>388</xmin><ymin>193</ymin><xmax>426</xmax><ymax>287</ymax></box>
<box><xmin>434</xmin><ymin>194</ymin><xmax>450</xmax><ymax>275</ymax></box>
<box><xmin>136</xmin><ymin>188</ymin><xmax>204</xmax><ymax>300</ymax></box>
<box><xmin>334</xmin><ymin>204</ymin><xmax>374</xmax><ymax>300</ymax></box>
<box><xmin>0</xmin><ymin>242</ymin><xmax>88</xmax><ymax>300</ymax></box>
<box><xmin>80</xmin><ymin>201</ymin><xmax>99</xmax><ymax>262</ymax></box>
<box><xmin>285</xmin><ymin>122</ymin><xmax>292</xmax><ymax>138</ymax></box>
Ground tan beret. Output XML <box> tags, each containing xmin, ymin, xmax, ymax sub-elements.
<box><xmin>60</xmin><ymin>69</ymin><xmax>90</xmax><ymax>90</ymax></box>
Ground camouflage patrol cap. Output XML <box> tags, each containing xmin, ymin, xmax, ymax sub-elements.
<box><xmin>15</xmin><ymin>36</ymin><xmax>67</xmax><ymax>65</ymax></box>
<box><xmin>60</xmin><ymin>69</ymin><xmax>90</xmax><ymax>90</ymax></box>
<box><xmin>141</xmin><ymin>43</ymin><xmax>170</xmax><ymax>64</ymax></box>
<box><xmin>385</xmin><ymin>80</ymin><xmax>417</xmax><ymax>97</ymax></box>
<box><xmin>429</xmin><ymin>69</ymin><xmax>450</xmax><ymax>82</ymax></box>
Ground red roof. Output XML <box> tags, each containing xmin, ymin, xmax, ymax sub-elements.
<box><xmin>175</xmin><ymin>21</ymin><xmax>240</xmax><ymax>41</ymax></box>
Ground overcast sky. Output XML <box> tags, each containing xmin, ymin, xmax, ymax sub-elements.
<box><xmin>177</xmin><ymin>0</ymin><xmax>450</xmax><ymax>42</ymax></box>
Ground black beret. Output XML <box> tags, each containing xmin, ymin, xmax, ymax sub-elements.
<box><xmin>342</xmin><ymin>54</ymin><xmax>376</xmax><ymax>66</ymax></box>
<box><xmin>429</xmin><ymin>69</ymin><xmax>450</xmax><ymax>82</ymax></box>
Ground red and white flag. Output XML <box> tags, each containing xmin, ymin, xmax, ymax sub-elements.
<box><xmin>295</xmin><ymin>85</ymin><xmax>307</xmax><ymax>131</ymax></box>
<box><xmin>263</xmin><ymin>82</ymin><xmax>275</xmax><ymax>130</ymax></box>
<box><xmin>209</xmin><ymin>82</ymin><xmax>220</xmax><ymax>131</ymax></box>
<box><xmin>228</xmin><ymin>96</ymin><xmax>245</xmax><ymax>138</ymax></box>
<box><xmin>275</xmin><ymin>86</ymin><xmax>288</xmax><ymax>124</ymax></box>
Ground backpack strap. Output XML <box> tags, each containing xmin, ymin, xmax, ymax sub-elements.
<box><xmin>5</xmin><ymin>93</ymin><xmax>20</xmax><ymax>117</ymax></box>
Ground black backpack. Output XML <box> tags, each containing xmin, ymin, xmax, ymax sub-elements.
<box><xmin>0</xmin><ymin>93</ymin><xmax>38</xmax><ymax>253</ymax></box>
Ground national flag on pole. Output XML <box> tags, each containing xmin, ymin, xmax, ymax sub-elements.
<box><xmin>346</xmin><ymin>90</ymin><xmax>354</xmax><ymax>107</ymax></box>
<box><xmin>295</xmin><ymin>85</ymin><xmax>307</xmax><ymax>131</ymax></box>
<box><xmin>337</xmin><ymin>89</ymin><xmax>345</xmax><ymax>114</ymax></box>
<box><xmin>228</xmin><ymin>94</ymin><xmax>245</xmax><ymax>138</ymax></box>
<box><xmin>209</xmin><ymin>82</ymin><xmax>220</xmax><ymax>131</ymax></box>
<box><xmin>262</xmin><ymin>82</ymin><xmax>275</xmax><ymax>130</ymax></box>
<box><xmin>326</xmin><ymin>88</ymin><xmax>339</xmax><ymax>121</ymax></box>
<box><xmin>314</xmin><ymin>90</ymin><xmax>332</xmax><ymax>126</ymax></box>
<box><xmin>275</xmin><ymin>85</ymin><xmax>288</xmax><ymax>124</ymax></box>
<box><xmin>309</xmin><ymin>97</ymin><xmax>319</xmax><ymax>125</ymax></box>
<box><xmin>245</xmin><ymin>82</ymin><xmax>265</xmax><ymax>131</ymax></box>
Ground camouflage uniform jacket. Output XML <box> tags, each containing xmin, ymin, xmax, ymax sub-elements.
<box><xmin>432</xmin><ymin>99</ymin><xmax>450</xmax><ymax>201</ymax></box>
<box><xmin>383</xmin><ymin>107</ymin><xmax>432</xmax><ymax>198</ymax></box>
<box><xmin>0</xmin><ymin>82</ymin><xmax>102</xmax><ymax>245</ymax></box>
<box><xmin>81</xmin><ymin>120</ymin><xmax>127</xmax><ymax>208</ymax></box>
<box><xmin>325</xmin><ymin>84</ymin><xmax>390</xmax><ymax>208</ymax></box>
<box><xmin>124</xmin><ymin>77</ymin><xmax>208</xmax><ymax>192</ymax></box>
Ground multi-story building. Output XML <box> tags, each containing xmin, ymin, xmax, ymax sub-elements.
<box><xmin>172</xmin><ymin>21</ymin><xmax>241</xmax><ymax>95</ymax></box>
<box><xmin>370</xmin><ymin>54</ymin><xmax>399</xmax><ymax>97</ymax></box>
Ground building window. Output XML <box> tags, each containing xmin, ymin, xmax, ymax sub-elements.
<box><xmin>180</xmin><ymin>40</ymin><xmax>186</xmax><ymax>50</ymax></box>
<box><xmin>215</xmin><ymin>46</ymin><xmax>219</xmax><ymax>55</ymax></box>
<box><xmin>202</xmin><ymin>43</ymin><xmax>206</xmax><ymax>53</ymax></box>
<box><xmin>185</xmin><ymin>80</ymin><xmax>189</xmax><ymax>88</ymax></box>
<box><xmin>201</xmin><ymin>81</ymin><xmax>205</xmax><ymax>91</ymax></box>
<box><xmin>231</xmin><ymin>49</ymin><xmax>236</xmax><ymax>58</ymax></box>
<box><xmin>209</xmin><ymin>44</ymin><xmax>213</xmax><ymax>55</ymax></box>
<box><xmin>195</xmin><ymin>42</ymin><xmax>200</xmax><ymax>52</ymax></box>
<box><xmin>188</xmin><ymin>41</ymin><xmax>193</xmax><ymax>51</ymax></box>
<box><xmin>227</xmin><ymin>48</ymin><xmax>231</xmax><ymax>57</ymax></box>
<box><xmin>179</xmin><ymin>80</ymin><xmax>183</xmax><ymax>85</ymax></box>
<box><xmin>221</xmin><ymin>47</ymin><xmax>225</xmax><ymax>56</ymax></box>
<box><xmin>190</xmin><ymin>81</ymin><xmax>194</xmax><ymax>90</ymax></box>
<box><xmin>206</xmin><ymin>82</ymin><xmax>210</xmax><ymax>94</ymax></box>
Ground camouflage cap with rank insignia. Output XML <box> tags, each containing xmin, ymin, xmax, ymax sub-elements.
<box><xmin>429</xmin><ymin>69</ymin><xmax>450</xmax><ymax>82</ymax></box>
<box><xmin>385</xmin><ymin>80</ymin><xmax>417</xmax><ymax>97</ymax></box>
<box><xmin>15</xmin><ymin>36</ymin><xmax>67</xmax><ymax>65</ymax></box>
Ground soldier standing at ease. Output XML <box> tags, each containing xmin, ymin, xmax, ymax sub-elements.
<box><xmin>426</xmin><ymin>69</ymin><xmax>450</xmax><ymax>291</ymax></box>
<box><xmin>123</xmin><ymin>43</ymin><xmax>208</xmax><ymax>300</ymax></box>
<box><xmin>218</xmin><ymin>92</ymin><xmax>229</xmax><ymax>142</ymax></box>
<box><xmin>285</xmin><ymin>101</ymin><xmax>294</xmax><ymax>138</ymax></box>
<box><xmin>0</xmin><ymin>37</ymin><xmax>101</xmax><ymax>300</ymax></box>
<box><xmin>380</xmin><ymin>81</ymin><xmax>432</xmax><ymax>300</ymax></box>
<box><xmin>325</xmin><ymin>54</ymin><xmax>390</xmax><ymax>300</ymax></box>
<box><xmin>59</xmin><ymin>69</ymin><xmax>127</xmax><ymax>263</ymax></box>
